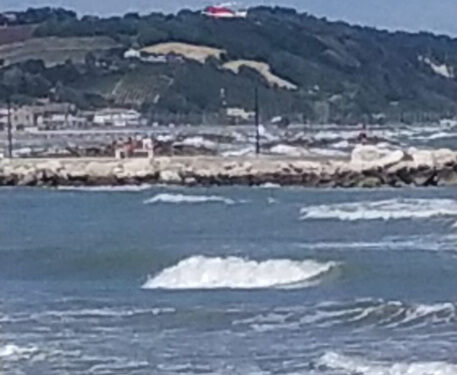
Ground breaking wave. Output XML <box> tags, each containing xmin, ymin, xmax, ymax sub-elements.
<box><xmin>142</xmin><ymin>256</ymin><xmax>338</xmax><ymax>290</ymax></box>
<box><xmin>298</xmin><ymin>234</ymin><xmax>457</xmax><ymax>252</ymax></box>
<box><xmin>143</xmin><ymin>193</ymin><xmax>235</xmax><ymax>205</ymax></box>
<box><xmin>412</xmin><ymin>131</ymin><xmax>456</xmax><ymax>141</ymax></box>
<box><xmin>258</xmin><ymin>182</ymin><xmax>281</xmax><ymax>189</ymax></box>
<box><xmin>268</xmin><ymin>144</ymin><xmax>310</xmax><ymax>157</ymax></box>
<box><xmin>300</xmin><ymin>198</ymin><xmax>457</xmax><ymax>221</ymax></box>
<box><xmin>35</xmin><ymin>307</ymin><xmax>175</xmax><ymax>320</ymax></box>
<box><xmin>234</xmin><ymin>299</ymin><xmax>456</xmax><ymax>332</ymax></box>
<box><xmin>0</xmin><ymin>344</ymin><xmax>39</xmax><ymax>361</ymax></box>
<box><xmin>317</xmin><ymin>351</ymin><xmax>457</xmax><ymax>375</ymax></box>
<box><xmin>174</xmin><ymin>136</ymin><xmax>217</xmax><ymax>150</ymax></box>
<box><xmin>308</xmin><ymin>299</ymin><xmax>456</xmax><ymax>329</ymax></box>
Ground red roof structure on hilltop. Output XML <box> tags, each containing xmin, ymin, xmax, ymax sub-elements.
<box><xmin>203</xmin><ymin>5</ymin><xmax>247</xmax><ymax>18</ymax></box>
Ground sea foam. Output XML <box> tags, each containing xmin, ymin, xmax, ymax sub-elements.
<box><xmin>234</xmin><ymin>299</ymin><xmax>456</xmax><ymax>332</ymax></box>
<box><xmin>143</xmin><ymin>193</ymin><xmax>235</xmax><ymax>205</ymax></box>
<box><xmin>311</xmin><ymin>299</ymin><xmax>456</xmax><ymax>328</ymax></box>
<box><xmin>38</xmin><ymin>307</ymin><xmax>175</xmax><ymax>320</ymax></box>
<box><xmin>300</xmin><ymin>198</ymin><xmax>457</xmax><ymax>221</ymax></box>
<box><xmin>318</xmin><ymin>351</ymin><xmax>457</xmax><ymax>375</ymax></box>
<box><xmin>142</xmin><ymin>256</ymin><xmax>337</xmax><ymax>290</ymax></box>
<box><xmin>0</xmin><ymin>344</ymin><xmax>38</xmax><ymax>360</ymax></box>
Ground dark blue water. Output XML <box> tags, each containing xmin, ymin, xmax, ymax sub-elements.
<box><xmin>1</xmin><ymin>186</ymin><xmax>456</xmax><ymax>374</ymax></box>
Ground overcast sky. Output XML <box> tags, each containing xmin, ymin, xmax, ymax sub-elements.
<box><xmin>2</xmin><ymin>0</ymin><xmax>456</xmax><ymax>36</ymax></box>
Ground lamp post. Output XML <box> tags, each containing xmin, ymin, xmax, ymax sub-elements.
<box><xmin>0</xmin><ymin>83</ymin><xmax>13</xmax><ymax>158</ymax></box>
<box><xmin>254</xmin><ymin>86</ymin><xmax>260</xmax><ymax>155</ymax></box>
<box><xmin>6</xmin><ymin>94</ymin><xmax>12</xmax><ymax>158</ymax></box>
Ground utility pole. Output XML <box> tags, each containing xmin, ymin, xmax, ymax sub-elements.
<box><xmin>254</xmin><ymin>86</ymin><xmax>260</xmax><ymax>155</ymax></box>
<box><xmin>6</xmin><ymin>95</ymin><xmax>12</xmax><ymax>158</ymax></box>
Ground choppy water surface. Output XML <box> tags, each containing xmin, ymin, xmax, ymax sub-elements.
<box><xmin>1</xmin><ymin>186</ymin><xmax>457</xmax><ymax>374</ymax></box>
<box><xmin>6</xmin><ymin>120</ymin><xmax>457</xmax><ymax>158</ymax></box>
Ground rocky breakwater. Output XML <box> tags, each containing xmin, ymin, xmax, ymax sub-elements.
<box><xmin>1</xmin><ymin>145</ymin><xmax>457</xmax><ymax>188</ymax></box>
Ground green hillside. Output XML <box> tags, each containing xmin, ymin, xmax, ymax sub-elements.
<box><xmin>0</xmin><ymin>6</ymin><xmax>456</xmax><ymax>123</ymax></box>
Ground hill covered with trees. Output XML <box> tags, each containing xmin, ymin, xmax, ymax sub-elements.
<box><xmin>0</xmin><ymin>6</ymin><xmax>456</xmax><ymax>124</ymax></box>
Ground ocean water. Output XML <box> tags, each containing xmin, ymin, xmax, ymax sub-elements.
<box><xmin>1</xmin><ymin>186</ymin><xmax>457</xmax><ymax>374</ymax></box>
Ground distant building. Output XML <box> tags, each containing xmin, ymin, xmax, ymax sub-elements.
<box><xmin>0</xmin><ymin>102</ymin><xmax>84</xmax><ymax>131</ymax></box>
<box><xmin>3</xmin><ymin>13</ymin><xmax>17</xmax><ymax>22</ymax></box>
<box><xmin>226</xmin><ymin>107</ymin><xmax>255</xmax><ymax>120</ymax></box>
<box><xmin>203</xmin><ymin>6</ymin><xmax>247</xmax><ymax>18</ymax></box>
<box><xmin>38</xmin><ymin>113</ymin><xmax>87</xmax><ymax>130</ymax></box>
<box><xmin>123</xmin><ymin>49</ymin><xmax>141</xmax><ymax>59</ymax></box>
<box><xmin>0</xmin><ymin>106</ymin><xmax>36</xmax><ymax>131</ymax></box>
<box><xmin>226</xmin><ymin>107</ymin><xmax>255</xmax><ymax>125</ymax></box>
<box><xmin>93</xmin><ymin>108</ymin><xmax>142</xmax><ymax>127</ymax></box>
<box><xmin>314</xmin><ymin>101</ymin><xmax>330</xmax><ymax>124</ymax></box>
<box><xmin>34</xmin><ymin>102</ymin><xmax>77</xmax><ymax>130</ymax></box>
<box><xmin>440</xmin><ymin>118</ymin><xmax>457</xmax><ymax>127</ymax></box>
<box><xmin>270</xmin><ymin>115</ymin><xmax>290</xmax><ymax>127</ymax></box>
<box><xmin>0</xmin><ymin>12</ymin><xmax>17</xmax><ymax>26</ymax></box>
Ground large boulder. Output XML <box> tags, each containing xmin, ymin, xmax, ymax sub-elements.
<box><xmin>407</xmin><ymin>148</ymin><xmax>457</xmax><ymax>169</ymax></box>
<box><xmin>350</xmin><ymin>145</ymin><xmax>405</xmax><ymax>170</ymax></box>
<box><xmin>35</xmin><ymin>160</ymin><xmax>62</xmax><ymax>172</ymax></box>
<box><xmin>159</xmin><ymin>170</ymin><xmax>182</xmax><ymax>184</ymax></box>
<box><xmin>85</xmin><ymin>161</ymin><xmax>116</xmax><ymax>177</ymax></box>
<box><xmin>432</xmin><ymin>149</ymin><xmax>457</xmax><ymax>167</ymax></box>
<box><xmin>17</xmin><ymin>172</ymin><xmax>37</xmax><ymax>186</ymax></box>
<box><xmin>436</xmin><ymin>167</ymin><xmax>457</xmax><ymax>186</ymax></box>
<box><xmin>407</xmin><ymin>148</ymin><xmax>435</xmax><ymax>168</ymax></box>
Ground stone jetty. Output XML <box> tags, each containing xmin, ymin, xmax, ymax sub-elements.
<box><xmin>1</xmin><ymin>146</ymin><xmax>457</xmax><ymax>188</ymax></box>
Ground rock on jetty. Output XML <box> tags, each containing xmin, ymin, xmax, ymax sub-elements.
<box><xmin>1</xmin><ymin>146</ymin><xmax>457</xmax><ymax>188</ymax></box>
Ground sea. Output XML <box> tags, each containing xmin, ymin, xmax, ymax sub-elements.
<box><xmin>1</xmin><ymin>184</ymin><xmax>456</xmax><ymax>374</ymax></box>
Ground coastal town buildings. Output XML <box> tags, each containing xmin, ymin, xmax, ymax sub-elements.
<box><xmin>0</xmin><ymin>106</ymin><xmax>34</xmax><ymax>131</ymax></box>
<box><xmin>0</xmin><ymin>102</ymin><xmax>80</xmax><ymax>131</ymax></box>
<box><xmin>92</xmin><ymin>108</ymin><xmax>143</xmax><ymax>127</ymax></box>
<box><xmin>0</xmin><ymin>103</ymin><xmax>145</xmax><ymax>131</ymax></box>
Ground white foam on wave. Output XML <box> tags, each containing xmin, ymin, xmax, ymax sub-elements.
<box><xmin>314</xmin><ymin>130</ymin><xmax>360</xmax><ymax>141</ymax></box>
<box><xmin>318</xmin><ymin>351</ymin><xmax>457</xmax><ymax>375</ymax></box>
<box><xmin>267</xmin><ymin>197</ymin><xmax>278</xmax><ymax>204</ymax></box>
<box><xmin>332</xmin><ymin>140</ymin><xmax>351</xmax><ymax>149</ymax></box>
<box><xmin>174</xmin><ymin>136</ymin><xmax>217</xmax><ymax>150</ymax></box>
<box><xmin>309</xmin><ymin>148</ymin><xmax>348</xmax><ymax>157</ymax></box>
<box><xmin>258</xmin><ymin>182</ymin><xmax>281</xmax><ymax>189</ymax></box>
<box><xmin>299</xmin><ymin>234</ymin><xmax>457</xmax><ymax>252</ymax></box>
<box><xmin>413</xmin><ymin>131</ymin><xmax>456</xmax><ymax>141</ymax></box>
<box><xmin>143</xmin><ymin>193</ymin><xmax>235</xmax><ymax>205</ymax></box>
<box><xmin>0</xmin><ymin>344</ymin><xmax>38</xmax><ymax>360</ymax></box>
<box><xmin>312</xmin><ymin>299</ymin><xmax>456</xmax><ymax>328</ymax></box>
<box><xmin>221</xmin><ymin>146</ymin><xmax>253</xmax><ymax>157</ymax></box>
<box><xmin>233</xmin><ymin>300</ymin><xmax>456</xmax><ymax>333</ymax></box>
<box><xmin>142</xmin><ymin>256</ymin><xmax>338</xmax><ymax>290</ymax></box>
<box><xmin>37</xmin><ymin>307</ymin><xmax>175</xmax><ymax>320</ymax></box>
<box><xmin>399</xmin><ymin>303</ymin><xmax>455</xmax><ymax>326</ymax></box>
<box><xmin>300</xmin><ymin>198</ymin><xmax>457</xmax><ymax>221</ymax></box>
<box><xmin>269</xmin><ymin>144</ymin><xmax>310</xmax><ymax>157</ymax></box>
<box><xmin>58</xmin><ymin>185</ymin><xmax>152</xmax><ymax>192</ymax></box>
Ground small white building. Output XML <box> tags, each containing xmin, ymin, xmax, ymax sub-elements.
<box><xmin>226</xmin><ymin>107</ymin><xmax>255</xmax><ymax>120</ymax></box>
<box><xmin>38</xmin><ymin>113</ymin><xmax>87</xmax><ymax>130</ymax></box>
<box><xmin>93</xmin><ymin>108</ymin><xmax>142</xmax><ymax>127</ymax></box>
<box><xmin>124</xmin><ymin>49</ymin><xmax>141</xmax><ymax>59</ymax></box>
